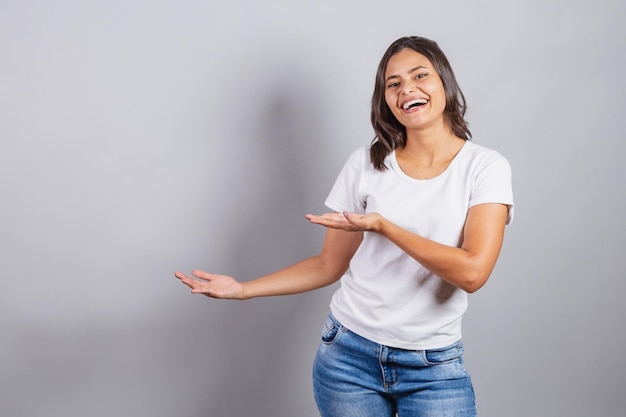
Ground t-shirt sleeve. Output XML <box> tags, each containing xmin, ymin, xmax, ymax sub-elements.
<box><xmin>324</xmin><ymin>147</ymin><xmax>367</xmax><ymax>214</ymax></box>
<box><xmin>469</xmin><ymin>152</ymin><xmax>515</xmax><ymax>224</ymax></box>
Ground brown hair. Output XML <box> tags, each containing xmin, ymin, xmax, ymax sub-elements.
<box><xmin>370</xmin><ymin>36</ymin><xmax>471</xmax><ymax>170</ymax></box>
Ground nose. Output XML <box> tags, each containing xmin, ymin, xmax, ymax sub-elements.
<box><xmin>401</xmin><ymin>81</ymin><xmax>417</xmax><ymax>95</ymax></box>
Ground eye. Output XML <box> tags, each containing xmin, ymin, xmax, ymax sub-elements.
<box><xmin>386</xmin><ymin>81</ymin><xmax>400</xmax><ymax>88</ymax></box>
<box><xmin>416</xmin><ymin>72</ymin><xmax>429</xmax><ymax>79</ymax></box>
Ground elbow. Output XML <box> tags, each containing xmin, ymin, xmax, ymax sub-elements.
<box><xmin>457</xmin><ymin>269</ymin><xmax>491</xmax><ymax>293</ymax></box>
<box><xmin>462</xmin><ymin>281</ymin><xmax>484</xmax><ymax>294</ymax></box>
<box><xmin>453</xmin><ymin>255</ymin><xmax>496</xmax><ymax>293</ymax></box>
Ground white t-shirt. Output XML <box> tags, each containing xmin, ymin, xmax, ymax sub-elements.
<box><xmin>325</xmin><ymin>140</ymin><xmax>514</xmax><ymax>350</ymax></box>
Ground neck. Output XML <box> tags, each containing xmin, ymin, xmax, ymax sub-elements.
<box><xmin>401</xmin><ymin>124</ymin><xmax>462</xmax><ymax>160</ymax></box>
<box><xmin>394</xmin><ymin>126</ymin><xmax>466</xmax><ymax>179</ymax></box>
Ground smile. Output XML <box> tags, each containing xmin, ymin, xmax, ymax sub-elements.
<box><xmin>402</xmin><ymin>98</ymin><xmax>428</xmax><ymax>111</ymax></box>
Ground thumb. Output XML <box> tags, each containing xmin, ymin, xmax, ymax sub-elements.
<box><xmin>343</xmin><ymin>211</ymin><xmax>359</xmax><ymax>224</ymax></box>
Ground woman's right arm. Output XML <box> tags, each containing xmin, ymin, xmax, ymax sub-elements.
<box><xmin>174</xmin><ymin>227</ymin><xmax>363</xmax><ymax>300</ymax></box>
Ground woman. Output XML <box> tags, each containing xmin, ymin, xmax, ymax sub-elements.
<box><xmin>175</xmin><ymin>36</ymin><xmax>514</xmax><ymax>417</ymax></box>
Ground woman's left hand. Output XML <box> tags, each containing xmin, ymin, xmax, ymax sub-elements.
<box><xmin>305</xmin><ymin>211</ymin><xmax>383</xmax><ymax>232</ymax></box>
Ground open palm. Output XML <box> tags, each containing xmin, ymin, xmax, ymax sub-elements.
<box><xmin>175</xmin><ymin>270</ymin><xmax>244</xmax><ymax>299</ymax></box>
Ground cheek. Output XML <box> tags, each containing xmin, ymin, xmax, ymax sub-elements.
<box><xmin>425</xmin><ymin>82</ymin><xmax>447</xmax><ymax>108</ymax></box>
<box><xmin>433</xmin><ymin>81</ymin><xmax>447</xmax><ymax>102</ymax></box>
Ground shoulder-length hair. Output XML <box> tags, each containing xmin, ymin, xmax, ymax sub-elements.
<box><xmin>370</xmin><ymin>36</ymin><xmax>471</xmax><ymax>171</ymax></box>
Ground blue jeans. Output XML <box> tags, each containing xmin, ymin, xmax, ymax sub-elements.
<box><xmin>312</xmin><ymin>314</ymin><xmax>477</xmax><ymax>417</ymax></box>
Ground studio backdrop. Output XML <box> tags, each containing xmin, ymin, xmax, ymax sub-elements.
<box><xmin>1</xmin><ymin>1</ymin><xmax>624</xmax><ymax>416</ymax></box>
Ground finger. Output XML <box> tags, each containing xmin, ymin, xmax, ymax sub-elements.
<box><xmin>175</xmin><ymin>272</ymin><xmax>198</xmax><ymax>288</ymax></box>
<box><xmin>177</xmin><ymin>275</ymin><xmax>199</xmax><ymax>289</ymax></box>
<box><xmin>308</xmin><ymin>217</ymin><xmax>343</xmax><ymax>227</ymax></box>
<box><xmin>308</xmin><ymin>213</ymin><xmax>348</xmax><ymax>224</ymax></box>
<box><xmin>192</xmin><ymin>287</ymin><xmax>220</xmax><ymax>297</ymax></box>
<box><xmin>191</xmin><ymin>270</ymin><xmax>216</xmax><ymax>281</ymax></box>
<box><xmin>307</xmin><ymin>212</ymin><xmax>344</xmax><ymax>220</ymax></box>
<box><xmin>324</xmin><ymin>212</ymin><xmax>347</xmax><ymax>220</ymax></box>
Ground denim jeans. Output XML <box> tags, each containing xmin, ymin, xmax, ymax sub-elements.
<box><xmin>312</xmin><ymin>314</ymin><xmax>477</xmax><ymax>417</ymax></box>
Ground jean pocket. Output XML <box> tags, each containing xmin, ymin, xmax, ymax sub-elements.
<box><xmin>423</xmin><ymin>341</ymin><xmax>464</xmax><ymax>365</ymax></box>
<box><xmin>320</xmin><ymin>315</ymin><xmax>342</xmax><ymax>344</ymax></box>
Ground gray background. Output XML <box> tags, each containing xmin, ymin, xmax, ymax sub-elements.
<box><xmin>1</xmin><ymin>0</ymin><xmax>624</xmax><ymax>416</ymax></box>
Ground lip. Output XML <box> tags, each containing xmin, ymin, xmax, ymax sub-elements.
<box><xmin>400</xmin><ymin>97</ymin><xmax>429</xmax><ymax>113</ymax></box>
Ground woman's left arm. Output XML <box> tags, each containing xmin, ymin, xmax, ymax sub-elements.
<box><xmin>306</xmin><ymin>203</ymin><xmax>509</xmax><ymax>293</ymax></box>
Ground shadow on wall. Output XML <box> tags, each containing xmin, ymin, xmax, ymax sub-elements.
<box><xmin>202</xmin><ymin>69</ymin><xmax>332</xmax><ymax>415</ymax></box>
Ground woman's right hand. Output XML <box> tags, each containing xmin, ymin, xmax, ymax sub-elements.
<box><xmin>175</xmin><ymin>270</ymin><xmax>245</xmax><ymax>300</ymax></box>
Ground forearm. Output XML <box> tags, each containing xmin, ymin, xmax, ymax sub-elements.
<box><xmin>379</xmin><ymin>221</ymin><xmax>485</xmax><ymax>292</ymax></box>
<box><xmin>306</xmin><ymin>205</ymin><xmax>507</xmax><ymax>293</ymax></box>
<box><xmin>241</xmin><ymin>255</ymin><xmax>345</xmax><ymax>300</ymax></box>
<box><xmin>377</xmin><ymin>203</ymin><xmax>506</xmax><ymax>293</ymax></box>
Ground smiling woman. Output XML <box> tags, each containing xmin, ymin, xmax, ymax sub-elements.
<box><xmin>370</xmin><ymin>37</ymin><xmax>471</xmax><ymax>171</ymax></box>
<box><xmin>383</xmin><ymin>49</ymin><xmax>449</xmax><ymax>137</ymax></box>
<box><xmin>175</xmin><ymin>35</ymin><xmax>514</xmax><ymax>417</ymax></box>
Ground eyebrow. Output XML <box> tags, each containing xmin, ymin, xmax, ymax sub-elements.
<box><xmin>385</xmin><ymin>65</ymin><xmax>428</xmax><ymax>82</ymax></box>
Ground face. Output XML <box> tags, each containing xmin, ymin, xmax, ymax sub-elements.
<box><xmin>383</xmin><ymin>48</ymin><xmax>447</xmax><ymax>132</ymax></box>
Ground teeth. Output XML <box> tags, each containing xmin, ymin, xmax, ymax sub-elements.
<box><xmin>403</xmin><ymin>99</ymin><xmax>427</xmax><ymax>110</ymax></box>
